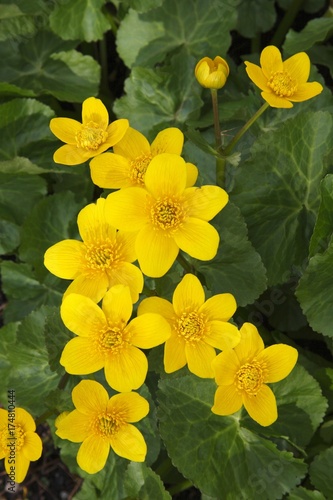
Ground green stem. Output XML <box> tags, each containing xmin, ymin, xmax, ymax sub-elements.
<box><xmin>168</xmin><ymin>480</ymin><xmax>193</xmax><ymax>496</ymax></box>
<box><xmin>270</xmin><ymin>0</ymin><xmax>305</xmax><ymax>47</ymax></box>
<box><xmin>211</xmin><ymin>88</ymin><xmax>226</xmax><ymax>188</ymax></box>
<box><xmin>35</xmin><ymin>408</ymin><xmax>57</xmax><ymax>427</ymax></box>
<box><xmin>176</xmin><ymin>252</ymin><xmax>193</xmax><ymax>274</ymax></box>
<box><xmin>223</xmin><ymin>102</ymin><xmax>270</xmax><ymax>157</ymax></box>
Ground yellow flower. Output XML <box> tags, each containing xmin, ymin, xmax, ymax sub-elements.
<box><xmin>89</xmin><ymin>126</ymin><xmax>198</xmax><ymax>189</ymax></box>
<box><xmin>105</xmin><ymin>153</ymin><xmax>228</xmax><ymax>278</ymax></box>
<box><xmin>245</xmin><ymin>45</ymin><xmax>323</xmax><ymax>108</ymax></box>
<box><xmin>55</xmin><ymin>380</ymin><xmax>149</xmax><ymax>473</ymax></box>
<box><xmin>0</xmin><ymin>408</ymin><xmax>42</xmax><ymax>483</ymax></box>
<box><xmin>60</xmin><ymin>285</ymin><xmax>171</xmax><ymax>392</ymax></box>
<box><xmin>211</xmin><ymin>322</ymin><xmax>298</xmax><ymax>426</ymax></box>
<box><xmin>50</xmin><ymin>97</ymin><xmax>129</xmax><ymax>165</ymax></box>
<box><xmin>195</xmin><ymin>56</ymin><xmax>229</xmax><ymax>89</ymax></box>
<box><xmin>44</xmin><ymin>197</ymin><xmax>143</xmax><ymax>304</ymax></box>
<box><xmin>138</xmin><ymin>274</ymin><xmax>240</xmax><ymax>378</ymax></box>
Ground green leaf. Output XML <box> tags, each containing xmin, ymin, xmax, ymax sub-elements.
<box><xmin>309</xmin><ymin>447</ymin><xmax>333</xmax><ymax>499</ymax></box>
<box><xmin>236</xmin><ymin>0</ymin><xmax>276</xmax><ymax>38</ymax></box>
<box><xmin>309</xmin><ymin>174</ymin><xmax>333</xmax><ymax>257</ymax></box>
<box><xmin>44</xmin><ymin>306</ymin><xmax>72</xmax><ymax>374</ymax></box>
<box><xmin>117</xmin><ymin>0</ymin><xmax>238</xmax><ymax>68</ymax></box>
<box><xmin>114</xmin><ymin>52</ymin><xmax>202</xmax><ymax>137</ymax></box>
<box><xmin>158</xmin><ymin>375</ymin><xmax>307</xmax><ymax>499</ymax></box>
<box><xmin>0</xmin><ymin>81</ymin><xmax>36</xmax><ymax>97</ymax></box>
<box><xmin>50</xmin><ymin>0</ymin><xmax>110</xmax><ymax>42</ymax></box>
<box><xmin>296</xmin><ymin>240</ymin><xmax>333</xmax><ymax>337</ymax></box>
<box><xmin>0</xmin><ymin>30</ymin><xmax>100</xmax><ymax>102</ymax></box>
<box><xmin>124</xmin><ymin>462</ymin><xmax>172</xmax><ymax>500</ymax></box>
<box><xmin>0</xmin><ymin>220</ymin><xmax>20</xmax><ymax>254</ymax></box>
<box><xmin>288</xmin><ymin>487</ymin><xmax>326</xmax><ymax>500</ymax></box>
<box><xmin>19</xmin><ymin>191</ymin><xmax>84</xmax><ymax>279</ymax></box>
<box><xmin>195</xmin><ymin>202</ymin><xmax>267</xmax><ymax>307</ymax></box>
<box><xmin>308</xmin><ymin>45</ymin><xmax>333</xmax><ymax>81</ymax></box>
<box><xmin>283</xmin><ymin>18</ymin><xmax>333</xmax><ymax>55</ymax></box>
<box><xmin>242</xmin><ymin>365</ymin><xmax>328</xmax><ymax>448</ymax></box>
<box><xmin>0</xmin><ymin>0</ymin><xmax>49</xmax><ymax>42</ymax></box>
<box><xmin>128</xmin><ymin>0</ymin><xmax>164</xmax><ymax>13</ymax></box>
<box><xmin>0</xmin><ymin>306</ymin><xmax>60</xmax><ymax>415</ymax></box>
<box><xmin>230</xmin><ymin>111</ymin><xmax>333</xmax><ymax>286</ymax></box>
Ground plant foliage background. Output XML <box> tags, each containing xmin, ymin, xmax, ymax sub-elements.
<box><xmin>0</xmin><ymin>0</ymin><xmax>333</xmax><ymax>498</ymax></box>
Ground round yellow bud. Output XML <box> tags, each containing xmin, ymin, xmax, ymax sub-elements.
<box><xmin>195</xmin><ymin>56</ymin><xmax>230</xmax><ymax>89</ymax></box>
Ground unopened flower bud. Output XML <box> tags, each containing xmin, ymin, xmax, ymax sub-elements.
<box><xmin>195</xmin><ymin>56</ymin><xmax>229</xmax><ymax>89</ymax></box>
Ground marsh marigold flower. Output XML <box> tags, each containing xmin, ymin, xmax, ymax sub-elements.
<box><xmin>44</xmin><ymin>197</ymin><xmax>143</xmax><ymax>304</ymax></box>
<box><xmin>50</xmin><ymin>97</ymin><xmax>129</xmax><ymax>165</ymax></box>
<box><xmin>105</xmin><ymin>153</ymin><xmax>228</xmax><ymax>278</ymax></box>
<box><xmin>211</xmin><ymin>322</ymin><xmax>298</xmax><ymax>426</ymax></box>
<box><xmin>195</xmin><ymin>56</ymin><xmax>229</xmax><ymax>89</ymax></box>
<box><xmin>138</xmin><ymin>274</ymin><xmax>240</xmax><ymax>378</ymax></box>
<box><xmin>55</xmin><ymin>380</ymin><xmax>149</xmax><ymax>473</ymax></box>
<box><xmin>245</xmin><ymin>45</ymin><xmax>323</xmax><ymax>108</ymax></box>
<box><xmin>0</xmin><ymin>408</ymin><xmax>42</xmax><ymax>483</ymax></box>
<box><xmin>90</xmin><ymin>126</ymin><xmax>198</xmax><ymax>189</ymax></box>
<box><xmin>60</xmin><ymin>285</ymin><xmax>171</xmax><ymax>392</ymax></box>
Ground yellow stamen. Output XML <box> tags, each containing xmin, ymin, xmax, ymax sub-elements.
<box><xmin>267</xmin><ymin>71</ymin><xmax>297</xmax><ymax>97</ymax></box>
<box><xmin>95</xmin><ymin>412</ymin><xmax>125</xmax><ymax>438</ymax></box>
<box><xmin>130</xmin><ymin>154</ymin><xmax>152</xmax><ymax>184</ymax></box>
<box><xmin>150</xmin><ymin>197</ymin><xmax>185</xmax><ymax>232</ymax></box>
<box><xmin>0</xmin><ymin>425</ymin><xmax>25</xmax><ymax>454</ymax></box>
<box><xmin>175</xmin><ymin>311</ymin><xmax>206</xmax><ymax>344</ymax></box>
<box><xmin>76</xmin><ymin>121</ymin><xmax>108</xmax><ymax>151</ymax></box>
<box><xmin>236</xmin><ymin>361</ymin><xmax>263</xmax><ymax>396</ymax></box>
<box><xmin>97</xmin><ymin>323</ymin><xmax>127</xmax><ymax>354</ymax></box>
<box><xmin>84</xmin><ymin>240</ymin><xmax>122</xmax><ymax>275</ymax></box>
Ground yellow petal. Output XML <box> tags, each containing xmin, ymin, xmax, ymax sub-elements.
<box><xmin>205</xmin><ymin>321</ymin><xmax>240</xmax><ymax>351</ymax></box>
<box><xmin>77</xmin><ymin>198</ymin><xmax>116</xmax><ymax>242</ymax></box>
<box><xmin>60</xmin><ymin>337</ymin><xmax>104</xmax><ymax>374</ymax></box>
<box><xmin>53</xmin><ymin>144</ymin><xmax>91</xmax><ymax>165</ymax></box>
<box><xmin>260</xmin><ymin>45</ymin><xmax>283</xmax><ymax>78</ymax></box>
<box><xmin>82</xmin><ymin>97</ymin><xmax>109</xmax><ymax>130</ymax></box>
<box><xmin>50</xmin><ymin>117</ymin><xmax>81</xmax><ymax>144</ymax></box>
<box><xmin>257</xmin><ymin>344</ymin><xmax>298</xmax><ymax>383</ymax></box>
<box><xmin>107</xmin><ymin>261</ymin><xmax>143</xmax><ymax>304</ymax></box>
<box><xmin>15</xmin><ymin>408</ymin><xmax>36</xmax><ymax>432</ymax></box>
<box><xmin>200</xmin><ymin>293</ymin><xmax>237</xmax><ymax>321</ymax></box>
<box><xmin>173</xmin><ymin>273</ymin><xmax>205</xmax><ymax>315</ymax></box>
<box><xmin>113</xmin><ymin>126</ymin><xmax>150</xmax><ymax>159</ymax></box>
<box><xmin>174</xmin><ymin>218</ymin><xmax>219</xmax><ymax>260</ymax></box>
<box><xmin>185</xmin><ymin>162</ymin><xmax>198</xmax><ymax>187</ymax></box>
<box><xmin>63</xmin><ymin>273</ymin><xmax>109</xmax><ymax>303</ymax></box>
<box><xmin>261</xmin><ymin>91</ymin><xmax>293</xmax><ymax>108</ymax></box>
<box><xmin>164</xmin><ymin>334</ymin><xmax>187</xmax><ymax>372</ymax></box>
<box><xmin>101</xmin><ymin>284</ymin><xmax>133</xmax><ymax>324</ymax></box>
<box><xmin>21</xmin><ymin>432</ymin><xmax>42</xmax><ymax>461</ymax></box>
<box><xmin>289</xmin><ymin>81</ymin><xmax>323</xmax><ymax>102</ymax></box>
<box><xmin>127</xmin><ymin>313</ymin><xmax>171</xmax><ymax>348</ymax></box>
<box><xmin>77</xmin><ymin>434</ymin><xmax>110</xmax><ymax>474</ymax></box>
<box><xmin>105</xmin><ymin>188</ymin><xmax>149</xmax><ymax>231</ymax></box>
<box><xmin>90</xmin><ymin>153</ymin><xmax>132</xmax><ymax>189</ymax></box>
<box><xmin>106</xmin><ymin>118</ymin><xmax>129</xmax><ymax>146</ymax></box>
<box><xmin>110</xmin><ymin>423</ymin><xmax>147</xmax><ymax>462</ymax></box>
<box><xmin>243</xmin><ymin>384</ymin><xmax>277</xmax><ymax>426</ymax></box>
<box><xmin>235</xmin><ymin>323</ymin><xmax>264</xmax><ymax>364</ymax></box>
<box><xmin>283</xmin><ymin>52</ymin><xmax>310</xmax><ymax>83</ymax></box>
<box><xmin>44</xmin><ymin>240</ymin><xmax>83</xmax><ymax>279</ymax></box>
<box><xmin>211</xmin><ymin>384</ymin><xmax>242</xmax><ymax>416</ymax></box>
<box><xmin>138</xmin><ymin>297</ymin><xmax>174</xmax><ymax>320</ymax></box>
<box><xmin>72</xmin><ymin>380</ymin><xmax>109</xmax><ymax>415</ymax></box>
<box><xmin>135</xmin><ymin>225</ymin><xmax>179</xmax><ymax>278</ymax></box>
<box><xmin>60</xmin><ymin>293</ymin><xmax>106</xmax><ymax>336</ymax></box>
<box><xmin>116</xmin><ymin>230</ymin><xmax>140</xmax><ymax>263</ymax></box>
<box><xmin>150</xmin><ymin>127</ymin><xmax>184</xmax><ymax>156</ymax></box>
<box><xmin>212</xmin><ymin>349</ymin><xmax>240</xmax><ymax>385</ymax></box>
<box><xmin>7</xmin><ymin>453</ymin><xmax>29</xmax><ymax>483</ymax></box>
<box><xmin>144</xmin><ymin>153</ymin><xmax>187</xmax><ymax>198</ymax></box>
<box><xmin>107</xmin><ymin>392</ymin><xmax>149</xmax><ymax>422</ymax></box>
<box><xmin>104</xmin><ymin>345</ymin><xmax>148</xmax><ymax>392</ymax></box>
<box><xmin>244</xmin><ymin>62</ymin><xmax>270</xmax><ymax>91</ymax></box>
<box><xmin>186</xmin><ymin>341</ymin><xmax>215</xmax><ymax>378</ymax></box>
<box><xmin>184</xmin><ymin>185</ymin><xmax>228</xmax><ymax>220</ymax></box>
<box><xmin>55</xmin><ymin>409</ymin><xmax>91</xmax><ymax>442</ymax></box>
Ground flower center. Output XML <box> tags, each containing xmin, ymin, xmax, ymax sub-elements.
<box><xmin>76</xmin><ymin>121</ymin><xmax>108</xmax><ymax>151</ymax></box>
<box><xmin>84</xmin><ymin>240</ymin><xmax>122</xmax><ymax>275</ymax></box>
<box><xmin>130</xmin><ymin>154</ymin><xmax>152</xmax><ymax>185</ymax></box>
<box><xmin>0</xmin><ymin>424</ymin><xmax>25</xmax><ymax>454</ymax></box>
<box><xmin>236</xmin><ymin>361</ymin><xmax>263</xmax><ymax>396</ymax></box>
<box><xmin>95</xmin><ymin>412</ymin><xmax>125</xmax><ymax>438</ymax></box>
<box><xmin>175</xmin><ymin>311</ymin><xmax>206</xmax><ymax>344</ymax></box>
<box><xmin>98</xmin><ymin>323</ymin><xmax>127</xmax><ymax>354</ymax></box>
<box><xmin>150</xmin><ymin>197</ymin><xmax>185</xmax><ymax>232</ymax></box>
<box><xmin>267</xmin><ymin>71</ymin><xmax>297</xmax><ymax>97</ymax></box>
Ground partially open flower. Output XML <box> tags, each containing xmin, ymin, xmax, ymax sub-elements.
<box><xmin>195</xmin><ymin>56</ymin><xmax>229</xmax><ymax>89</ymax></box>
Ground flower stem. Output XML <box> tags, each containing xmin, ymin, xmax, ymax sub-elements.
<box><xmin>168</xmin><ymin>480</ymin><xmax>194</xmax><ymax>496</ymax></box>
<box><xmin>211</xmin><ymin>88</ymin><xmax>226</xmax><ymax>188</ymax></box>
<box><xmin>176</xmin><ymin>252</ymin><xmax>193</xmax><ymax>274</ymax></box>
<box><xmin>270</xmin><ymin>0</ymin><xmax>305</xmax><ymax>47</ymax></box>
<box><xmin>223</xmin><ymin>101</ymin><xmax>270</xmax><ymax>157</ymax></box>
